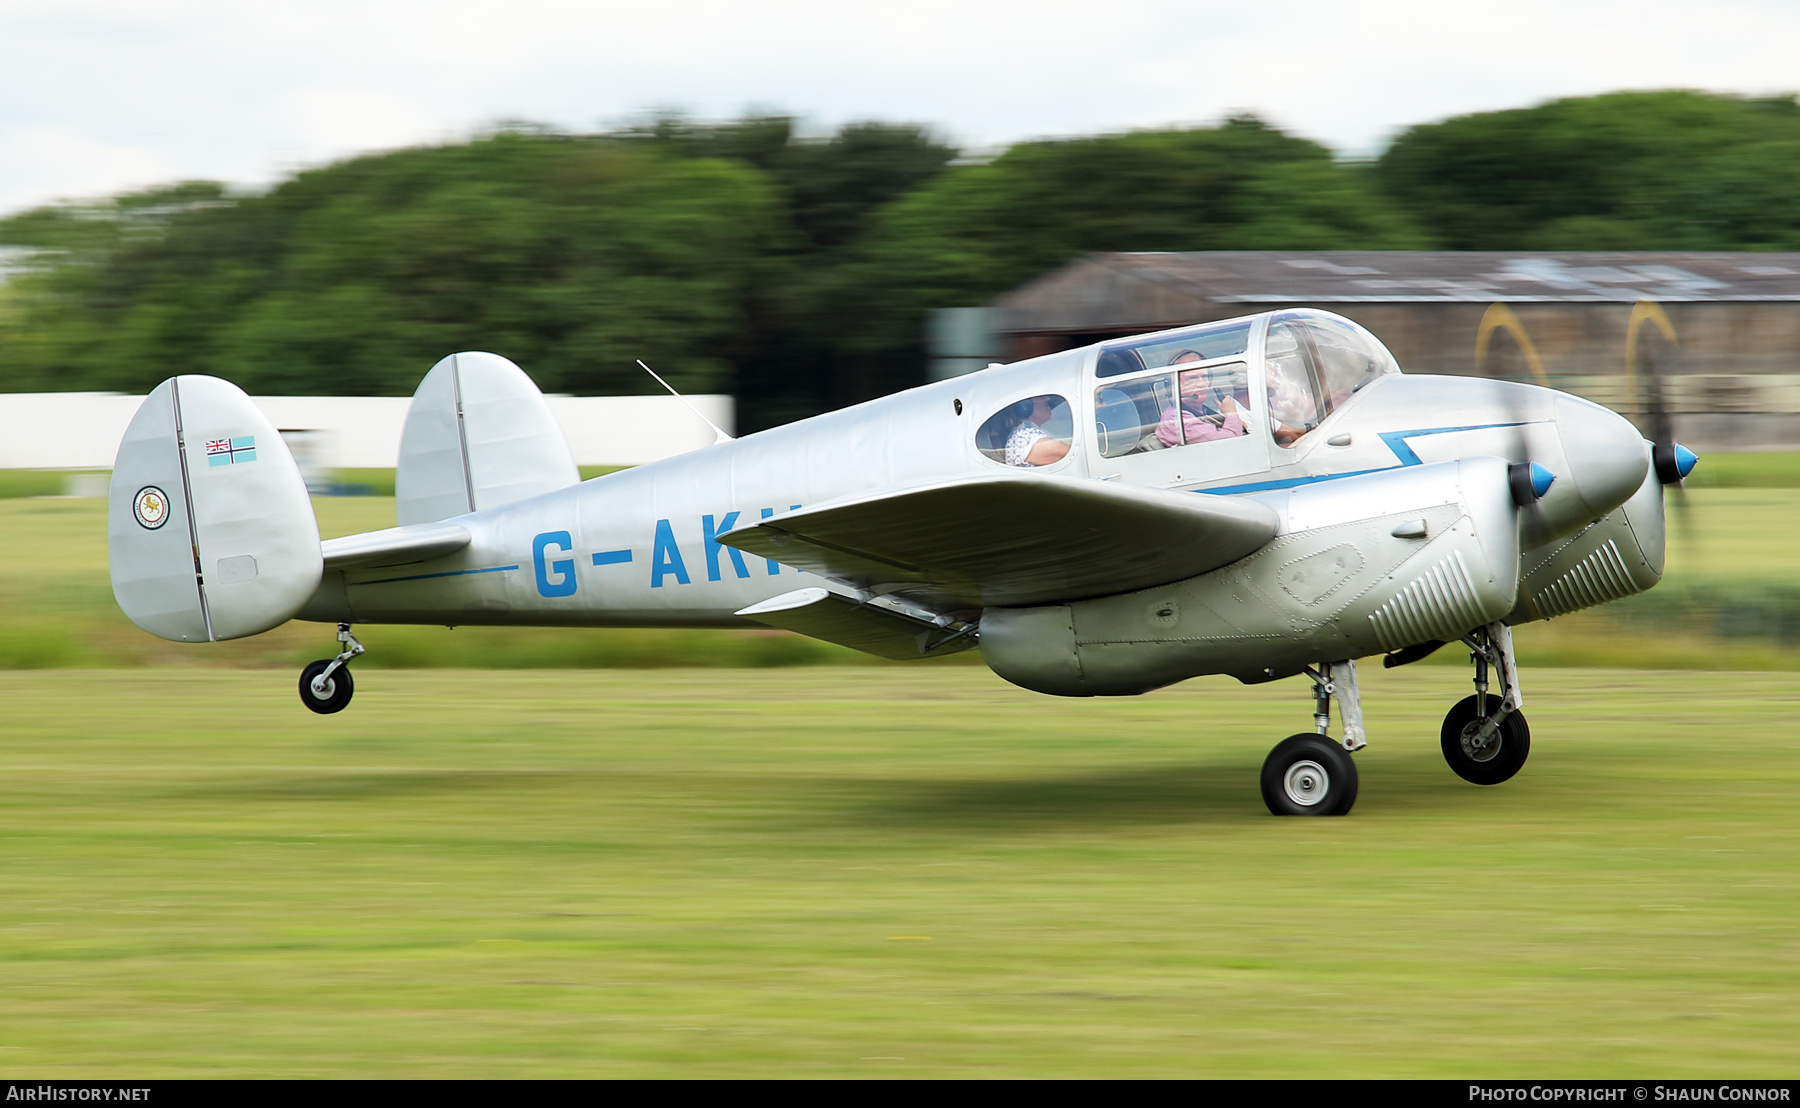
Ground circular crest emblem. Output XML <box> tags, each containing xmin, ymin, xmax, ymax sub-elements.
<box><xmin>133</xmin><ymin>486</ymin><xmax>170</xmax><ymax>530</ymax></box>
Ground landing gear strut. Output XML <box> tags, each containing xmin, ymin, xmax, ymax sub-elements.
<box><xmin>1441</xmin><ymin>622</ymin><xmax>1530</xmax><ymax>785</ymax></box>
<box><xmin>1261</xmin><ymin>660</ymin><xmax>1362</xmax><ymax>816</ymax></box>
<box><xmin>299</xmin><ymin>623</ymin><xmax>363</xmax><ymax>715</ymax></box>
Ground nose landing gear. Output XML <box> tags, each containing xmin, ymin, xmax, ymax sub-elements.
<box><xmin>299</xmin><ymin>623</ymin><xmax>364</xmax><ymax>715</ymax></box>
<box><xmin>1441</xmin><ymin>623</ymin><xmax>1530</xmax><ymax>785</ymax></box>
<box><xmin>1261</xmin><ymin>660</ymin><xmax>1362</xmax><ymax>816</ymax></box>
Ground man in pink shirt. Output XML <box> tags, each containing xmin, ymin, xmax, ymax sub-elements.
<box><xmin>1156</xmin><ymin>352</ymin><xmax>1246</xmax><ymax>447</ymax></box>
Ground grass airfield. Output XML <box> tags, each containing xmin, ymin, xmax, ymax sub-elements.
<box><xmin>3</xmin><ymin>665</ymin><xmax>1798</xmax><ymax>1077</ymax></box>
<box><xmin>1</xmin><ymin>473</ymin><xmax>1798</xmax><ymax>1075</ymax></box>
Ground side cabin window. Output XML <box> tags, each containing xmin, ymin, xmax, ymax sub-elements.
<box><xmin>1095</xmin><ymin>320</ymin><xmax>1251</xmax><ymax>379</ymax></box>
<box><xmin>1095</xmin><ymin>360</ymin><xmax>1251</xmax><ymax>459</ymax></box>
<box><xmin>1093</xmin><ymin>320</ymin><xmax>1256</xmax><ymax>459</ymax></box>
<box><xmin>976</xmin><ymin>394</ymin><xmax>1073</xmax><ymax>467</ymax></box>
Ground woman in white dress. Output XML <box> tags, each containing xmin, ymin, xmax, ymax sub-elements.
<box><xmin>1004</xmin><ymin>396</ymin><xmax>1071</xmax><ymax>467</ymax></box>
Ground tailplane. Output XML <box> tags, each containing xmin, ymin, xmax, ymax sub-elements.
<box><xmin>394</xmin><ymin>352</ymin><xmax>579</xmax><ymax>525</ymax></box>
<box><xmin>109</xmin><ymin>376</ymin><xmax>322</xmax><ymax>642</ymax></box>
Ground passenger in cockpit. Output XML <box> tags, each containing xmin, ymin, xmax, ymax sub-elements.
<box><xmin>1004</xmin><ymin>395</ymin><xmax>1072</xmax><ymax>466</ymax></box>
<box><xmin>1156</xmin><ymin>351</ymin><xmax>1245</xmax><ymax>447</ymax></box>
<box><xmin>1265</xmin><ymin>358</ymin><xmax>1313</xmax><ymax>446</ymax></box>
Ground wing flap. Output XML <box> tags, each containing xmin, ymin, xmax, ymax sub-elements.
<box><xmin>321</xmin><ymin>522</ymin><xmax>473</xmax><ymax>569</ymax></box>
<box><xmin>736</xmin><ymin>587</ymin><xmax>976</xmax><ymax>661</ymax></box>
<box><xmin>722</xmin><ymin>474</ymin><xmax>1279</xmax><ymax>607</ymax></box>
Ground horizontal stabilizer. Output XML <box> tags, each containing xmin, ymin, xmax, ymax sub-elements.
<box><xmin>736</xmin><ymin>587</ymin><xmax>976</xmax><ymax>660</ymax></box>
<box><xmin>721</xmin><ymin>473</ymin><xmax>1279</xmax><ymax>608</ymax></box>
<box><xmin>322</xmin><ymin>522</ymin><xmax>472</xmax><ymax>570</ymax></box>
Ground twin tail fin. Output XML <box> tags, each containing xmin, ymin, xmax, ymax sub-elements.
<box><xmin>108</xmin><ymin>376</ymin><xmax>322</xmax><ymax>642</ymax></box>
<box><xmin>394</xmin><ymin>352</ymin><xmax>578</xmax><ymax>526</ymax></box>
<box><xmin>110</xmin><ymin>353</ymin><xmax>578</xmax><ymax>642</ymax></box>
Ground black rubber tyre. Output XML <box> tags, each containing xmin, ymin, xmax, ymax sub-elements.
<box><xmin>1440</xmin><ymin>694</ymin><xmax>1530</xmax><ymax>785</ymax></box>
<box><xmin>299</xmin><ymin>659</ymin><xmax>354</xmax><ymax>715</ymax></box>
<box><xmin>1260</xmin><ymin>734</ymin><xmax>1359</xmax><ymax>816</ymax></box>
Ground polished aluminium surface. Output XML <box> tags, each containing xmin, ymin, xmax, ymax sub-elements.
<box><xmin>111</xmin><ymin>307</ymin><xmax>1667</xmax><ymax>699</ymax></box>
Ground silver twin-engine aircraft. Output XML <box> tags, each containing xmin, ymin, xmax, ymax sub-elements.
<box><xmin>107</xmin><ymin>308</ymin><xmax>1697</xmax><ymax>815</ymax></box>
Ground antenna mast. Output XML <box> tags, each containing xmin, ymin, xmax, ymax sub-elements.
<box><xmin>636</xmin><ymin>359</ymin><xmax>734</xmax><ymax>445</ymax></box>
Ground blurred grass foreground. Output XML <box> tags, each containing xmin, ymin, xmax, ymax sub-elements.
<box><xmin>2</xmin><ymin>456</ymin><xmax>1798</xmax><ymax>671</ymax></box>
<box><xmin>2</xmin><ymin>664</ymin><xmax>1796</xmax><ymax>1076</ymax></box>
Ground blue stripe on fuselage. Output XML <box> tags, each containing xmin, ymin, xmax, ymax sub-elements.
<box><xmin>1196</xmin><ymin>421</ymin><xmax>1539</xmax><ymax>495</ymax></box>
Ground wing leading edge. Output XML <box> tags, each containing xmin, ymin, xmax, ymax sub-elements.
<box><xmin>719</xmin><ymin>473</ymin><xmax>1280</xmax><ymax>609</ymax></box>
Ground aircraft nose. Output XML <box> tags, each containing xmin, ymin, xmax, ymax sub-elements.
<box><xmin>1555</xmin><ymin>394</ymin><xmax>1651</xmax><ymax>518</ymax></box>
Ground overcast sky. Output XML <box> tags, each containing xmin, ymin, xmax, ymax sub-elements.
<box><xmin>3</xmin><ymin>0</ymin><xmax>1797</xmax><ymax>217</ymax></box>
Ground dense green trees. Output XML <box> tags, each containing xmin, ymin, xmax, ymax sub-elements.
<box><xmin>1377</xmin><ymin>90</ymin><xmax>1800</xmax><ymax>250</ymax></box>
<box><xmin>3</xmin><ymin>90</ymin><xmax>1798</xmax><ymax>429</ymax></box>
<box><xmin>0</xmin><ymin>134</ymin><xmax>784</xmax><ymax>399</ymax></box>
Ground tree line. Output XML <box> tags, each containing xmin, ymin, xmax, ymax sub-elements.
<box><xmin>3</xmin><ymin>90</ymin><xmax>1798</xmax><ymax>431</ymax></box>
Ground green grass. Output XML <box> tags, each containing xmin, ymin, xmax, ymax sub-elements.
<box><xmin>0</xmin><ymin>665</ymin><xmax>1795</xmax><ymax>1076</ymax></box>
<box><xmin>0</xmin><ymin>470</ymin><xmax>99</xmax><ymax>499</ymax></box>
<box><xmin>1683</xmin><ymin>451</ymin><xmax>1800</xmax><ymax>489</ymax></box>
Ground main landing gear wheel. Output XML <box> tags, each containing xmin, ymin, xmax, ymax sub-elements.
<box><xmin>1261</xmin><ymin>734</ymin><xmax>1358</xmax><ymax>816</ymax></box>
<box><xmin>1440</xmin><ymin>694</ymin><xmax>1530</xmax><ymax>785</ymax></box>
<box><xmin>299</xmin><ymin>659</ymin><xmax>354</xmax><ymax>714</ymax></box>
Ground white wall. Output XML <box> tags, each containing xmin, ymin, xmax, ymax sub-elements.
<box><xmin>0</xmin><ymin>392</ymin><xmax>735</xmax><ymax>471</ymax></box>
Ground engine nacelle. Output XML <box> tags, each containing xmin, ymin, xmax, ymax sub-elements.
<box><xmin>1508</xmin><ymin>465</ymin><xmax>1665</xmax><ymax>625</ymax></box>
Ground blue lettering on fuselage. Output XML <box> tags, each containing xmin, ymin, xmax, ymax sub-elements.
<box><xmin>533</xmin><ymin>531</ymin><xmax>577</xmax><ymax>597</ymax></box>
<box><xmin>535</xmin><ymin>508</ymin><xmax>800</xmax><ymax>595</ymax></box>
<box><xmin>650</xmin><ymin>519</ymin><xmax>691</xmax><ymax>588</ymax></box>
<box><xmin>702</xmin><ymin>512</ymin><xmax>749</xmax><ymax>581</ymax></box>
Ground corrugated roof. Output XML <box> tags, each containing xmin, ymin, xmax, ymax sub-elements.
<box><xmin>996</xmin><ymin>251</ymin><xmax>1800</xmax><ymax>333</ymax></box>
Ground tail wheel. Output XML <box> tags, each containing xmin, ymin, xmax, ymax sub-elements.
<box><xmin>1261</xmin><ymin>734</ymin><xmax>1358</xmax><ymax>816</ymax></box>
<box><xmin>299</xmin><ymin>659</ymin><xmax>354</xmax><ymax>715</ymax></box>
<box><xmin>1440</xmin><ymin>694</ymin><xmax>1530</xmax><ymax>785</ymax></box>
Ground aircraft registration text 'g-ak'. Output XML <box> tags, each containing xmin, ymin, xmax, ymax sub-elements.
<box><xmin>107</xmin><ymin>312</ymin><xmax>1696</xmax><ymax>815</ymax></box>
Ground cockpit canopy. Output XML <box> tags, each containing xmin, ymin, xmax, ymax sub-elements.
<box><xmin>971</xmin><ymin>308</ymin><xmax>1400</xmax><ymax>470</ymax></box>
<box><xmin>1090</xmin><ymin>309</ymin><xmax>1397</xmax><ymax>459</ymax></box>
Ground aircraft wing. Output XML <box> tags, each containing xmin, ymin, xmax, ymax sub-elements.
<box><xmin>719</xmin><ymin>473</ymin><xmax>1279</xmax><ymax>608</ymax></box>
<box><xmin>321</xmin><ymin>522</ymin><xmax>472</xmax><ymax>569</ymax></box>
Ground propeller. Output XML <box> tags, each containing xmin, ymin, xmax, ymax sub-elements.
<box><xmin>1474</xmin><ymin>302</ymin><xmax>1558</xmax><ymax>508</ymax></box>
<box><xmin>1626</xmin><ymin>302</ymin><xmax>1698</xmax><ymax>546</ymax></box>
